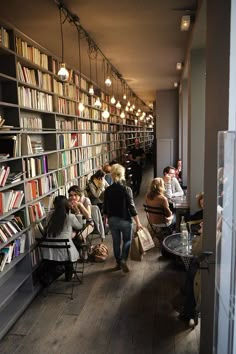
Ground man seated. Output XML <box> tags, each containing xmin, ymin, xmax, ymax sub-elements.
<box><xmin>163</xmin><ymin>166</ymin><xmax>184</xmax><ymax>199</ymax></box>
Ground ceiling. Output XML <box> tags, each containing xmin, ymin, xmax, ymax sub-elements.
<box><xmin>0</xmin><ymin>0</ymin><xmax>201</xmax><ymax>108</ymax></box>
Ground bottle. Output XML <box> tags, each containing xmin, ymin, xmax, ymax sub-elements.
<box><xmin>180</xmin><ymin>216</ymin><xmax>188</xmax><ymax>246</ymax></box>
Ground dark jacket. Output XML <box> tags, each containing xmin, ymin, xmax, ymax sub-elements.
<box><xmin>103</xmin><ymin>182</ymin><xmax>137</xmax><ymax>221</ymax></box>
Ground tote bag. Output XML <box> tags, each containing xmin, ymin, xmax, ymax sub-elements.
<box><xmin>137</xmin><ymin>227</ymin><xmax>155</xmax><ymax>252</ymax></box>
<box><xmin>130</xmin><ymin>235</ymin><xmax>143</xmax><ymax>261</ymax></box>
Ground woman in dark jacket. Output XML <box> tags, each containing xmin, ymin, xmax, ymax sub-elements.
<box><xmin>103</xmin><ymin>163</ymin><xmax>142</xmax><ymax>273</ymax></box>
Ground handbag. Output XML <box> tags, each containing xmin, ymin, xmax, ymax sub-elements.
<box><xmin>130</xmin><ymin>235</ymin><xmax>143</xmax><ymax>261</ymax></box>
<box><xmin>137</xmin><ymin>227</ymin><xmax>155</xmax><ymax>252</ymax></box>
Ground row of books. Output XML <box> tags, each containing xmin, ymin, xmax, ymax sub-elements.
<box><xmin>16</xmin><ymin>36</ymin><xmax>49</xmax><ymax>70</ymax></box>
<box><xmin>17</xmin><ymin>62</ymin><xmax>52</xmax><ymax>91</ymax></box>
<box><xmin>59</xmin><ymin>150</ymin><xmax>78</xmax><ymax>168</ymax></box>
<box><xmin>0</xmin><ymin>190</ymin><xmax>24</xmax><ymax>216</ymax></box>
<box><xmin>0</xmin><ymin>235</ymin><xmax>26</xmax><ymax>272</ymax></box>
<box><xmin>0</xmin><ymin>215</ymin><xmax>25</xmax><ymax>243</ymax></box>
<box><xmin>53</xmin><ymin>79</ymin><xmax>79</xmax><ymax>101</ymax></box>
<box><xmin>25</xmin><ymin>173</ymin><xmax>58</xmax><ymax>201</ymax></box>
<box><xmin>0</xmin><ymin>166</ymin><xmax>24</xmax><ymax>187</ymax></box>
<box><xmin>57</xmin><ymin>97</ymin><xmax>76</xmax><ymax>115</ymax></box>
<box><xmin>57</xmin><ymin>166</ymin><xmax>78</xmax><ymax>186</ymax></box>
<box><xmin>28</xmin><ymin>202</ymin><xmax>46</xmax><ymax>223</ymax></box>
<box><xmin>24</xmin><ymin>155</ymin><xmax>48</xmax><ymax>178</ymax></box>
<box><xmin>56</xmin><ymin>119</ymin><xmax>76</xmax><ymax>131</ymax></box>
<box><xmin>20</xmin><ymin>116</ymin><xmax>43</xmax><ymax>130</ymax></box>
<box><xmin>18</xmin><ymin>86</ymin><xmax>53</xmax><ymax>112</ymax></box>
<box><xmin>0</xmin><ymin>26</ymin><xmax>9</xmax><ymax>48</ymax></box>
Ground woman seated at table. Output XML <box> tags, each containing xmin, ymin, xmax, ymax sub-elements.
<box><xmin>145</xmin><ymin>177</ymin><xmax>175</xmax><ymax>226</ymax></box>
<box><xmin>68</xmin><ymin>185</ymin><xmax>94</xmax><ymax>244</ymax></box>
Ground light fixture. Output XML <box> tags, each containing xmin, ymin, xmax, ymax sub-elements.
<box><xmin>102</xmin><ymin>109</ymin><xmax>110</xmax><ymax>119</ymax></box>
<box><xmin>111</xmin><ymin>96</ymin><xmax>116</xmax><ymax>104</ymax></box>
<box><xmin>89</xmin><ymin>85</ymin><xmax>94</xmax><ymax>95</ymax></box>
<box><xmin>116</xmin><ymin>101</ymin><xmax>121</xmax><ymax>109</ymax></box>
<box><xmin>176</xmin><ymin>62</ymin><xmax>183</xmax><ymax>70</ymax></box>
<box><xmin>78</xmin><ymin>102</ymin><xmax>85</xmax><ymax>112</ymax></box>
<box><xmin>94</xmin><ymin>97</ymin><xmax>102</xmax><ymax>108</ymax></box>
<box><xmin>174</xmin><ymin>82</ymin><xmax>178</xmax><ymax>88</ymax></box>
<box><xmin>120</xmin><ymin>111</ymin><xmax>125</xmax><ymax>119</ymax></box>
<box><xmin>57</xmin><ymin>7</ymin><xmax>69</xmax><ymax>81</ymax></box>
<box><xmin>123</xmin><ymin>93</ymin><xmax>127</xmax><ymax>100</ymax></box>
<box><xmin>180</xmin><ymin>15</ymin><xmax>191</xmax><ymax>31</ymax></box>
<box><xmin>105</xmin><ymin>76</ymin><xmax>112</xmax><ymax>87</ymax></box>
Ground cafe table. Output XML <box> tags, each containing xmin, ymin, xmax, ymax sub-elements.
<box><xmin>163</xmin><ymin>232</ymin><xmax>193</xmax><ymax>269</ymax></box>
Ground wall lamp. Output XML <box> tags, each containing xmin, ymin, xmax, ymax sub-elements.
<box><xmin>180</xmin><ymin>15</ymin><xmax>191</xmax><ymax>31</ymax></box>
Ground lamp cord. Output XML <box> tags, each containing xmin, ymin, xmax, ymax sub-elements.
<box><xmin>59</xmin><ymin>7</ymin><xmax>64</xmax><ymax>62</ymax></box>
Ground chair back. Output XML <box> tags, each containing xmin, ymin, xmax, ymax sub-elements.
<box><xmin>143</xmin><ymin>204</ymin><xmax>168</xmax><ymax>227</ymax></box>
<box><xmin>36</xmin><ymin>237</ymin><xmax>72</xmax><ymax>262</ymax></box>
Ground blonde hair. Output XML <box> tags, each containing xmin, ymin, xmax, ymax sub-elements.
<box><xmin>147</xmin><ymin>178</ymin><xmax>165</xmax><ymax>200</ymax></box>
<box><xmin>110</xmin><ymin>164</ymin><xmax>125</xmax><ymax>182</ymax></box>
<box><xmin>196</xmin><ymin>192</ymin><xmax>204</xmax><ymax>209</ymax></box>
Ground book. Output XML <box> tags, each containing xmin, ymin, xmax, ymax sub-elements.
<box><xmin>0</xmin><ymin>248</ymin><xmax>9</xmax><ymax>271</ymax></box>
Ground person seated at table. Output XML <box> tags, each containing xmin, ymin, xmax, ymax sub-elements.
<box><xmin>191</xmin><ymin>192</ymin><xmax>204</xmax><ymax>221</ymax></box>
<box><xmin>45</xmin><ymin>196</ymin><xmax>83</xmax><ymax>280</ymax></box>
<box><xmin>181</xmin><ymin>222</ymin><xmax>203</xmax><ymax>326</ymax></box>
<box><xmin>145</xmin><ymin>177</ymin><xmax>175</xmax><ymax>226</ymax></box>
<box><xmin>175</xmin><ymin>159</ymin><xmax>182</xmax><ymax>183</ymax></box>
<box><xmin>86</xmin><ymin>169</ymin><xmax>109</xmax><ymax>211</ymax></box>
<box><xmin>68</xmin><ymin>185</ymin><xmax>94</xmax><ymax>243</ymax></box>
<box><xmin>163</xmin><ymin>165</ymin><xmax>184</xmax><ymax>199</ymax></box>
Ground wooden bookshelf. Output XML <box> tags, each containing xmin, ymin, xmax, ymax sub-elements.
<box><xmin>0</xmin><ymin>20</ymin><xmax>153</xmax><ymax>339</ymax></box>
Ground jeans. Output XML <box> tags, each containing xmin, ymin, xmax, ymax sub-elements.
<box><xmin>108</xmin><ymin>216</ymin><xmax>133</xmax><ymax>263</ymax></box>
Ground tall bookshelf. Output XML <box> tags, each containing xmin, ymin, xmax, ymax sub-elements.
<box><xmin>0</xmin><ymin>21</ymin><xmax>153</xmax><ymax>338</ymax></box>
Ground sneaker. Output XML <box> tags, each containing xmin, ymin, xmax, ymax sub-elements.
<box><xmin>120</xmin><ymin>261</ymin><xmax>129</xmax><ymax>273</ymax></box>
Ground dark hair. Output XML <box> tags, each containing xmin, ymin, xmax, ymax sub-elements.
<box><xmin>68</xmin><ymin>185</ymin><xmax>82</xmax><ymax>196</ymax></box>
<box><xmin>163</xmin><ymin>166</ymin><xmax>175</xmax><ymax>175</ymax></box>
<box><xmin>109</xmin><ymin>159</ymin><xmax>117</xmax><ymax>166</ymax></box>
<box><xmin>47</xmin><ymin>196</ymin><xmax>70</xmax><ymax>238</ymax></box>
<box><xmin>93</xmin><ymin>169</ymin><xmax>105</xmax><ymax>179</ymax></box>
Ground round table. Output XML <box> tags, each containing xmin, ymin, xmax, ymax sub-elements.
<box><xmin>163</xmin><ymin>233</ymin><xmax>193</xmax><ymax>269</ymax></box>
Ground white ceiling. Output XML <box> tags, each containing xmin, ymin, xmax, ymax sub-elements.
<box><xmin>0</xmin><ymin>0</ymin><xmax>201</xmax><ymax>107</ymax></box>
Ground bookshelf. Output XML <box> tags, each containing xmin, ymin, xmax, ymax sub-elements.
<box><xmin>0</xmin><ymin>20</ymin><xmax>153</xmax><ymax>338</ymax></box>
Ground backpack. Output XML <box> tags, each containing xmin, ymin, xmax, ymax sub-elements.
<box><xmin>91</xmin><ymin>243</ymin><xmax>109</xmax><ymax>262</ymax></box>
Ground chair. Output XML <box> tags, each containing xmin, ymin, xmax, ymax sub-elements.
<box><xmin>36</xmin><ymin>232</ymin><xmax>84</xmax><ymax>300</ymax></box>
<box><xmin>187</xmin><ymin>219</ymin><xmax>203</xmax><ymax>236</ymax></box>
<box><xmin>143</xmin><ymin>204</ymin><xmax>174</xmax><ymax>255</ymax></box>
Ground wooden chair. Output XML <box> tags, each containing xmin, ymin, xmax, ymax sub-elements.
<box><xmin>36</xmin><ymin>233</ymin><xmax>84</xmax><ymax>300</ymax></box>
<box><xmin>143</xmin><ymin>204</ymin><xmax>174</xmax><ymax>255</ymax></box>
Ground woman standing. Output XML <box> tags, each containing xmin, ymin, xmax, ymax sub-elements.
<box><xmin>103</xmin><ymin>164</ymin><xmax>142</xmax><ymax>273</ymax></box>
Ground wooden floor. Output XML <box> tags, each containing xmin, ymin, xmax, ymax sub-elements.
<box><xmin>0</xmin><ymin>166</ymin><xmax>200</xmax><ymax>354</ymax></box>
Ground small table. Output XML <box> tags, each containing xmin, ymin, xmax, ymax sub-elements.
<box><xmin>163</xmin><ymin>233</ymin><xmax>193</xmax><ymax>269</ymax></box>
<box><xmin>170</xmin><ymin>196</ymin><xmax>189</xmax><ymax>232</ymax></box>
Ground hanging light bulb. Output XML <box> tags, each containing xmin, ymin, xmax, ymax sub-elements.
<box><xmin>78</xmin><ymin>102</ymin><xmax>85</xmax><ymax>112</ymax></box>
<box><xmin>127</xmin><ymin>101</ymin><xmax>131</xmax><ymax>107</ymax></box>
<box><xmin>138</xmin><ymin>108</ymin><xmax>141</xmax><ymax>113</ymax></box>
<box><xmin>94</xmin><ymin>97</ymin><xmax>102</xmax><ymax>108</ymax></box>
<box><xmin>116</xmin><ymin>101</ymin><xmax>121</xmax><ymax>109</ymax></box>
<box><xmin>110</xmin><ymin>96</ymin><xmax>116</xmax><ymax>104</ymax></box>
<box><xmin>132</xmin><ymin>104</ymin><xmax>135</xmax><ymax>109</ymax></box>
<box><xmin>125</xmin><ymin>106</ymin><xmax>129</xmax><ymax>111</ymax></box>
<box><xmin>57</xmin><ymin>9</ymin><xmax>69</xmax><ymax>82</ymax></box>
<box><xmin>102</xmin><ymin>109</ymin><xmax>110</xmax><ymax>119</ymax></box>
<box><xmin>89</xmin><ymin>85</ymin><xmax>94</xmax><ymax>95</ymax></box>
<box><xmin>120</xmin><ymin>111</ymin><xmax>125</xmax><ymax>119</ymax></box>
<box><xmin>129</xmin><ymin>107</ymin><xmax>133</xmax><ymax>112</ymax></box>
<box><xmin>123</xmin><ymin>93</ymin><xmax>127</xmax><ymax>100</ymax></box>
<box><xmin>105</xmin><ymin>76</ymin><xmax>112</xmax><ymax>87</ymax></box>
<box><xmin>58</xmin><ymin>63</ymin><xmax>69</xmax><ymax>82</ymax></box>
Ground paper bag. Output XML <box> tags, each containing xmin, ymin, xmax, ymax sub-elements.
<box><xmin>137</xmin><ymin>227</ymin><xmax>155</xmax><ymax>252</ymax></box>
<box><xmin>130</xmin><ymin>236</ymin><xmax>143</xmax><ymax>261</ymax></box>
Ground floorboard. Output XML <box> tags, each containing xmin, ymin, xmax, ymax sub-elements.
<box><xmin>0</xmin><ymin>165</ymin><xmax>200</xmax><ymax>354</ymax></box>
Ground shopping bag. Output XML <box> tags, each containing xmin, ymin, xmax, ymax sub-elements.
<box><xmin>137</xmin><ymin>227</ymin><xmax>155</xmax><ymax>252</ymax></box>
<box><xmin>130</xmin><ymin>235</ymin><xmax>143</xmax><ymax>261</ymax></box>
